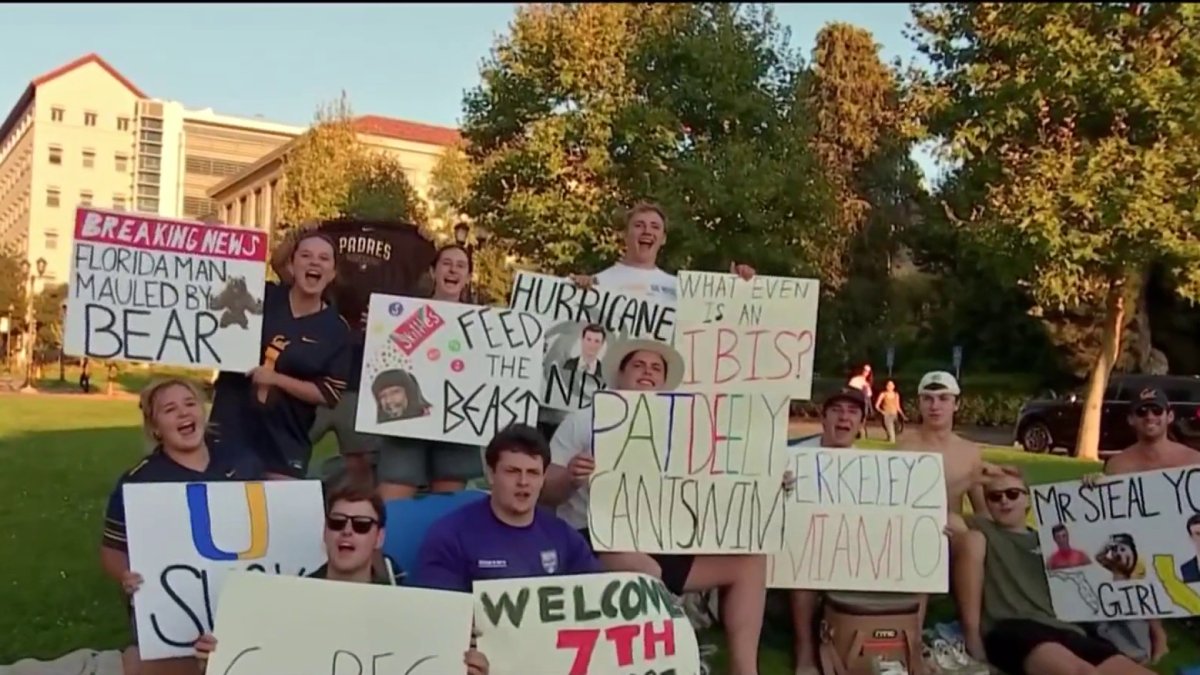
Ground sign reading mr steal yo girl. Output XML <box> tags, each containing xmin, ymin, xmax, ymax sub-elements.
<box><xmin>355</xmin><ymin>294</ymin><xmax>545</xmax><ymax>446</ymax></box>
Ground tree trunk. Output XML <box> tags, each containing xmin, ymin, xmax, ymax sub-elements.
<box><xmin>1075</xmin><ymin>280</ymin><xmax>1126</xmax><ymax>461</ymax></box>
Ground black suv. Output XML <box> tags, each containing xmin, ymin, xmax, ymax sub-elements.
<box><xmin>1014</xmin><ymin>374</ymin><xmax>1200</xmax><ymax>456</ymax></box>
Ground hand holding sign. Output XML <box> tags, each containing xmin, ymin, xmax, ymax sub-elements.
<box><xmin>568</xmin><ymin>452</ymin><xmax>595</xmax><ymax>488</ymax></box>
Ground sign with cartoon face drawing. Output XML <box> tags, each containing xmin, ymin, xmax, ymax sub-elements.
<box><xmin>355</xmin><ymin>294</ymin><xmax>545</xmax><ymax>445</ymax></box>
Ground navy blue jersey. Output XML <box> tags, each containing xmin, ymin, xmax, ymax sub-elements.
<box><xmin>210</xmin><ymin>282</ymin><xmax>351</xmax><ymax>475</ymax></box>
<box><xmin>102</xmin><ymin>439</ymin><xmax>262</xmax><ymax>552</ymax></box>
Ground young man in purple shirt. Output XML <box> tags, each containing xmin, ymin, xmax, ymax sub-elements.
<box><xmin>411</xmin><ymin>424</ymin><xmax>601</xmax><ymax>591</ymax></box>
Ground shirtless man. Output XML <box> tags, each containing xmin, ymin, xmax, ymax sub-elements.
<box><xmin>1083</xmin><ymin>386</ymin><xmax>1199</xmax><ymax>664</ymax></box>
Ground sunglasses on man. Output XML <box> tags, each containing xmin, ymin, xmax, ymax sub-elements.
<box><xmin>985</xmin><ymin>487</ymin><xmax>1028</xmax><ymax>504</ymax></box>
<box><xmin>326</xmin><ymin>514</ymin><xmax>379</xmax><ymax>534</ymax></box>
<box><xmin>1134</xmin><ymin>405</ymin><xmax>1165</xmax><ymax>418</ymax></box>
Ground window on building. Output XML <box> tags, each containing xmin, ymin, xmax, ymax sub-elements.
<box><xmin>141</xmin><ymin>156</ymin><xmax>162</xmax><ymax>171</ymax></box>
<box><xmin>141</xmin><ymin>118</ymin><xmax>163</xmax><ymax>131</ymax></box>
<box><xmin>80</xmin><ymin>190</ymin><xmax>93</xmax><ymax>207</ymax></box>
<box><xmin>82</xmin><ymin>149</ymin><xmax>95</xmax><ymax>169</ymax></box>
<box><xmin>140</xmin><ymin>130</ymin><xmax>163</xmax><ymax>144</ymax></box>
<box><xmin>44</xmin><ymin>230</ymin><xmax>59</xmax><ymax>250</ymax></box>
<box><xmin>113</xmin><ymin>194</ymin><xmax>127</xmax><ymax>211</ymax></box>
<box><xmin>117</xmin><ymin>117</ymin><xmax>130</xmax><ymax>132</ymax></box>
<box><xmin>137</xmin><ymin>197</ymin><xmax>160</xmax><ymax>213</ymax></box>
<box><xmin>46</xmin><ymin>188</ymin><xmax>60</xmax><ymax>208</ymax></box>
<box><xmin>50</xmin><ymin>107</ymin><xmax>64</xmax><ymax>122</ymax></box>
<box><xmin>48</xmin><ymin>145</ymin><xmax>62</xmax><ymax>165</ymax></box>
<box><xmin>115</xmin><ymin>153</ymin><xmax>129</xmax><ymax>172</ymax></box>
<box><xmin>84</xmin><ymin>111</ymin><xmax>97</xmax><ymax>127</ymax></box>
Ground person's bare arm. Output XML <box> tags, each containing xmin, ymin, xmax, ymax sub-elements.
<box><xmin>100</xmin><ymin>546</ymin><xmax>130</xmax><ymax>584</ymax></box>
<box><xmin>542</xmin><ymin>463</ymin><xmax>575</xmax><ymax>507</ymax></box>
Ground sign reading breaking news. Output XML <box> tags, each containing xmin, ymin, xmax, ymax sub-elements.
<box><xmin>474</xmin><ymin>572</ymin><xmax>702</xmax><ymax>675</ymax></box>
<box><xmin>124</xmin><ymin>480</ymin><xmax>325</xmax><ymax>660</ymax></box>
<box><xmin>675</xmin><ymin>271</ymin><xmax>819</xmax><ymax>399</ymax></box>
<box><xmin>1033</xmin><ymin>468</ymin><xmax>1200</xmax><ymax>621</ymax></box>
<box><xmin>356</xmin><ymin>294</ymin><xmax>544</xmax><ymax>446</ymax></box>
<box><xmin>206</xmin><ymin>572</ymin><xmax>474</xmax><ymax>675</ymax></box>
<box><xmin>64</xmin><ymin>208</ymin><xmax>268</xmax><ymax>371</ymax></box>
<box><xmin>587</xmin><ymin>389</ymin><xmax>789</xmax><ymax>554</ymax></box>
<box><xmin>767</xmin><ymin>446</ymin><xmax>949</xmax><ymax>593</ymax></box>
<box><xmin>508</xmin><ymin>272</ymin><xmax>675</xmax><ymax>411</ymax></box>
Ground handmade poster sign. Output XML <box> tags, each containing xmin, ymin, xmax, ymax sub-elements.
<box><xmin>124</xmin><ymin>480</ymin><xmax>325</xmax><ymax>660</ymax></box>
<box><xmin>767</xmin><ymin>446</ymin><xmax>949</xmax><ymax>593</ymax></box>
<box><xmin>475</xmin><ymin>572</ymin><xmax>702</xmax><ymax>675</ymax></box>
<box><xmin>206</xmin><ymin>571</ymin><xmax>474</xmax><ymax>675</ymax></box>
<box><xmin>675</xmin><ymin>271</ymin><xmax>819</xmax><ymax>399</ymax></box>
<box><xmin>508</xmin><ymin>271</ymin><xmax>675</xmax><ymax>411</ymax></box>
<box><xmin>64</xmin><ymin>207</ymin><xmax>268</xmax><ymax>371</ymax></box>
<box><xmin>1033</xmin><ymin>467</ymin><xmax>1200</xmax><ymax>621</ymax></box>
<box><xmin>588</xmin><ymin>389</ymin><xmax>790</xmax><ymax>554</ymax></box>
<box><xmin>356</xmin><ymin>294</ymin><xmax>544</xmax><ymax>445</ymax></box>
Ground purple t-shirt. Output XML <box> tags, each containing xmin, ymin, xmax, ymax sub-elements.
<box><xmin>411</xmin><ymin>498</ymin><xmax>601</xmax><ymax>592</ymax></box>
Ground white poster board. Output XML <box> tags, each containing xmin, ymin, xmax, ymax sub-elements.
<box><xmin>124</xmin><ymin>480</ymin><xmax>325</xmax><ymax>660</ymax></box>
<box><xmin>766</xmin><ymin>446</ymin><xmax>949</xmax><ymax>593</ymax></box>
<box><xmin>508</xmin><ymin>272</ymin><xmax>675</xmax><ymax>411</ymax></box>
<box><xmin>1033</xmin><ymin>469</ymin><xmax>1200</xmax><ymax>621</ymax></box>
<box><xmin>206</xmin><ymin>571</ymin><xmax>474</xmax><ymax>675</ymax></box>
<box><xmin>356</xmin><ymin>294</ymin><xmax>544</xmax><ymax>445</ymax></box>
<box><xmin>587</xmin><ymin>389</ymin><xmax>789</xmax><ymax>554</ymax></box>
<box><xmin>475</xmin><ymin>572</ymin><xmax>702</xmax><ymax>675</ymax></box>
<box><xmin>675</xmin><ymin>271</ymin><xmax>819</xmax><ymax>399</ymax></box>
<box><xmin>64</xmin><ymin>207</ymin><xmax>267</xmax><ymax>371</ymax></box>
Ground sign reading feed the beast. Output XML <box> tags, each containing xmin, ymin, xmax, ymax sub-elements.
<box><xmin>64</xmin><ymin>208</ymin><xmax>268</xmax><ymax>371</ymax></box>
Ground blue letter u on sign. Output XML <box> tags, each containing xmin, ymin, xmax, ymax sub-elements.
<box><xmin>186</xmin><ymin>482</ymin><xmax>270</xmax><ymax>561</ymax></box>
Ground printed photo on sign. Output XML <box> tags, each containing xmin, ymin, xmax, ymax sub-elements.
<box><xmin>767</xmin><ymin>447</ymin><xmax>949</xmax><ymax>593</ymax></box>
<box><xmin>64</xmin><ymin>208</ymin><xmax>268</xmax><ymax>371</ymax></box>
<box><xmin>124</xmin><ymin>480</ymin><xmax>326</xmax><ymax>660</ymax></box>
<box><xmin>206</xmin><ymin>572</ymin><xmax>474</xmax><ymax>675</ymax></box>
<box><xmin>508</xmin><ymin>272</ymin><xmax>675</xmax><ymax>411</ymax></box>
<box><xmin>675</xmin><ymin>271</ymin><xmax>819</xmax><ymax>399</ymax></box>
<box><xmin>355</xmin><ymin>294</ymin><xmax>544</xmax><ymax>445</ymax></box>
<box><xmin>1033</xmin><ymin>468</ymin><xmax>1200</xmax><ymax>621</ymax></box>
<box><xmin>588</xmin><ymin>389</ymin><xmax>790</xmax><ymax>555</ymax></box>
<box><xmin>474</xmin><ymin>572</ymin><xmax>702</xmax><ymax>675</ymax></box>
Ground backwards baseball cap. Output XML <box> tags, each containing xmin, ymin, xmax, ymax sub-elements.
<box><xmin>1132</xmin><ymin>387</ymin><xmax>1170</xmax><ymax>413</ymax></box>
<box><xmin>918</xmin><ymin>370</ymin><xmax>961</xmax><ymax>396</ymax></box>
<box><xmin>824</xmin><ymin>387</ymin><xmax>867</xmax><ymax>414</ymax></box>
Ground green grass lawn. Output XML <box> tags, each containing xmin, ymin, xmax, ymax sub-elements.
<box><xmin>0</xmin><ymin>395</ymin><xmax>1195</xmax><ymax>672</ymax></box>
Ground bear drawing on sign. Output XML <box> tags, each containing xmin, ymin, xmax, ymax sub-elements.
<box><xmin>210</xmin><ymin>277</ymin><xmax>264</xmax><ymax>329</ymax></box>
<box><xmin>371</xmin><ymin>368</ymin><xmax>431</xmax><ymax>423</ymax></box>
<box><xmin>1096</xmin><ymin>533</ymin><xmax>1147</xmax><ymax>581</ymax></box>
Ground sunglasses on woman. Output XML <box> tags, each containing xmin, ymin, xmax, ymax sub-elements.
<box><xmin>326</xmin><ymin>514</ymin><xmax>378</xmax><ymax>534</ymax></box>
<box><xmin>985</xmin><ymin>487</ymin><xmax>1027</xmax><ymax>503</ymax></box>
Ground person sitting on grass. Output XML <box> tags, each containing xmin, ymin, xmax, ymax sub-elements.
<box><xmin>192</xmin><ymin>476</ymin><xmax>489</xmax><ymax>675</ymax></box>
<box><xmin>100</xmin><ymin>377</ymin><xmax>263</xmax><ymax>675</ymax></box>
<box><xmin>949</xmin><ymin>466</ymin><xmax>1153</xmax><ymax>675</ymax></box>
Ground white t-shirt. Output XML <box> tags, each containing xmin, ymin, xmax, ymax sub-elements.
<box><xmin>594</xmin><ymin>262</ymin><xmax>677</xmax><ymax>305</ymax></box>
<box><xmin>549</xmin><ymin>407</ymin><xmax>594</xmax><ymax>531</ymax></box>
<box><xmin>790</xmin><ymin>434</ymin><xmax>824</xmax><ymax>448</ymax></box>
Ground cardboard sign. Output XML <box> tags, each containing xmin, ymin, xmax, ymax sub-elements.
<box><xmin>206</xmin><ymin>571</ymin><xmax>474</xmax><ymax>675</ymax></box>
<box><xmin>356</xmin><ymin>295</ymin><xmax>544</xmax><ymax>445</ymax></box>
<box><xmin>124</xmin><ymin>481</ymin><xmax>325</xmax><ymax>660</ymax></box>
<box><xmin>475</xmin><ymin>572</ymin><xmax>702</xmax><ymax>675</ymax></box>
<box><xmin>675</xmin><ymin>271</ymin><xmax>819</xmax><ymax>399</ymax></box>
<box><xmin>508</xmin><ymin>272</ymin><xmax>675</xmax><ymax>411</ymax></box>
<box><xmin>1033</xmin><ymin>468</ymin><xmax>1200</xmax><ymax>621</ymax></box>
<box><xmin>587</xmin><ymin>389</ymin><xmax>789</xmax><ymax>554</ymax></box>
<box><xmin>767</xmin><ymin>446</ymin><xmax>949</xmax><ymax>593</ymax></box>
<box><xmin>64</xmin><ymin>208</ymin><xmax>268</xmax><ymax>371</ymax></box>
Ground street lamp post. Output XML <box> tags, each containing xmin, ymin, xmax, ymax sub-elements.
<box><xmin>19</xmin><ymin>257</ymin><xmax>48</xmax><ymax>393</ymax></box>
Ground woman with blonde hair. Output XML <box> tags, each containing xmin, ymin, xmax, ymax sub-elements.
<box><xmin>100</xmin><ymin>377</ymin><xmax>261</xmax><ymax>675</ymax></box>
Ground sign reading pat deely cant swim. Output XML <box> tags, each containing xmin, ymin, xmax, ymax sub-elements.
<box><xmin>64</xmin><ymin>208</ymin><xmax>268</xmax><ymax>371</ymax></box>
<box><xmin>474</xmin><ymin>572</ymin><xmax>702</xmax><ymax>675</ymax></box>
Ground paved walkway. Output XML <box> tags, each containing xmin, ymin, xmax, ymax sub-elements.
<box><xmin>787</xmin><ymin>419</ymin><xmax>1017</xmax><ymax>447</ymax></box>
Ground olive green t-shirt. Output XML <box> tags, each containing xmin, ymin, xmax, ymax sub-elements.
<box><xmin>969</xmin><ymin>515</ymin><xmax>1083</xmax><ymax>637</ymax></box>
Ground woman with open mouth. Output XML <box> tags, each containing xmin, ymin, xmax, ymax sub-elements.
<box><xmin>100</xmin><ymin>377</ymin><xmax>263</xmax><ymax>675</ymax></box>
<box><xmin>209</xmin><ymin>230</ymin><xmax>353</xmax><ymax>480</ymax></box>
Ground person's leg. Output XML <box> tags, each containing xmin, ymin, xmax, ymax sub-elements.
<box><xmin>597</xmin><ymin>551</ymin><xmax>663</xmax><ymax>576</ymax></box>
<box><xmin>375</xmin><ymin>439</ymin><xmax>428</xmax><ymax>501</ymax></box>
<box><xmin>789</xmin><ymin>590</ymin><xmax>820</xmax><ymax>675</ymax></box>
<box><xmin>121</xmin><ymin>647</ymin><xmax>140</xmax><ymax>675</ymax></box>
<box><xmin>329</xmin><ymin>391</ymin><xmax>379</xmax><ymax>484</ymax></box>
<box><xmin>951</xmin><ymin>530</ymin><xmax>987</xmax><ymax>659</ymax></box>
<box><xmin>428</xmin><ymin>442</ymin><xmax>484</xmax><ymax>494</ymax></box>
<box><xmin>1096</xmin><ymin>655</ymin><xmax>1154</xmax><ymax>675</ymax></box>
<box><xmin>884</xmin><ymin>413</ymin><xmax>896</xmax><ymax>443</ymax></box>
<box><xmin>139</xmin><ymin>657</ymin><xmax>201</xmax><ymax>675</ymax></box>
<box><xmin>679</xmin><ymin>556</ymin><xmax>767</xmax><ymax>675</ymax></box>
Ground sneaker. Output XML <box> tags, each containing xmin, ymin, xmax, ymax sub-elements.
<box><xmin>878</xmin><ymin>659</ymin><xmax>909</xmax><ymax>675</ymax></box>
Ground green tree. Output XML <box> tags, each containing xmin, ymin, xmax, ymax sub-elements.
<box><xmin>344</xmin><ymin>150</ymin><xmax>429</xmax><ymax>225</ymax></box>
<box><xmin>33</xmin><ymin>283</ymin><xmax>67</xmax><ymax>355</ymax></box>
<box><xmin>911</xmin><ymin>2</ymin><xmax>1200</xmax><ymax>459</ymax></box>
<box><xmin>0</xmin><ymin>247</ymin><xmax>24</xmax><ymax>327</ymax></box>
<box><xmin>428</xmin><ymin>142</ymin><xmax>473</xmax><ymax>235</ymax></box>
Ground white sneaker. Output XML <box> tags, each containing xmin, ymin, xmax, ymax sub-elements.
<box><xmin>878</xmin><ymin>659</ymin><xmax>909</xmax><ymax>675</ymax></box>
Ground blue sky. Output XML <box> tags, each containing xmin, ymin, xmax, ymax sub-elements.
<box><xmin>2</xmin><ymin>3</ymin><xmax>933</xmax><ymax>174</ymax></box>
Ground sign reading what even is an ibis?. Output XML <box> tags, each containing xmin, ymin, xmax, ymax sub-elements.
<box><xmin>64</xmin><ymin>208</ymin><xmax>268</xmax><ymax>371</ymax></box>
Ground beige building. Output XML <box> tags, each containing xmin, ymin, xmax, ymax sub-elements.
<box><xmin>208</xmin><ymin>114</ymin><xmax>460</xmax><ymax>232</ymax></box>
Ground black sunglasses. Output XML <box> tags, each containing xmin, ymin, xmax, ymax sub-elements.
<box><xmin>326</xmin><ymin>514</ymin><xmax>378</xmax><ymax>535</ymax></box>
<box><xmin>985</xmin><ymin>487</ymin><xmax>1028</xmax><ymax>503</ymax></box>
<box><xmin>1135</xmin><ymin>406</ymin><xmax>1165</xmax><ymax>418</ymax></box>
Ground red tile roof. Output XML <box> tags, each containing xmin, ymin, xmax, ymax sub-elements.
<box><xmin>351</xmin><ymin>114</ymin><xmax>460</xmax><ymax>147</ymax></box>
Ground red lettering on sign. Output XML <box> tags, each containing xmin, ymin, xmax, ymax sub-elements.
<box><xmin>390</xmin><ymin>305</ymin><xmax>445</xmax><ymax>355</ymax></box>
<box><xmin>556</xmin><ymin>621</ymin><xmax>678</xmax><ymax>673</ymax></box>
<box><xmin>556</xmin><ymin>628</ymin><xmax>600</xmax><ymax>675</ymax></box>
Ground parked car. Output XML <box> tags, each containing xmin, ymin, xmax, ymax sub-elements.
<box><xmin>1014</xmin><ymin>374</ymin><xmax>1200</xmax><ymax>456</ymax></box>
